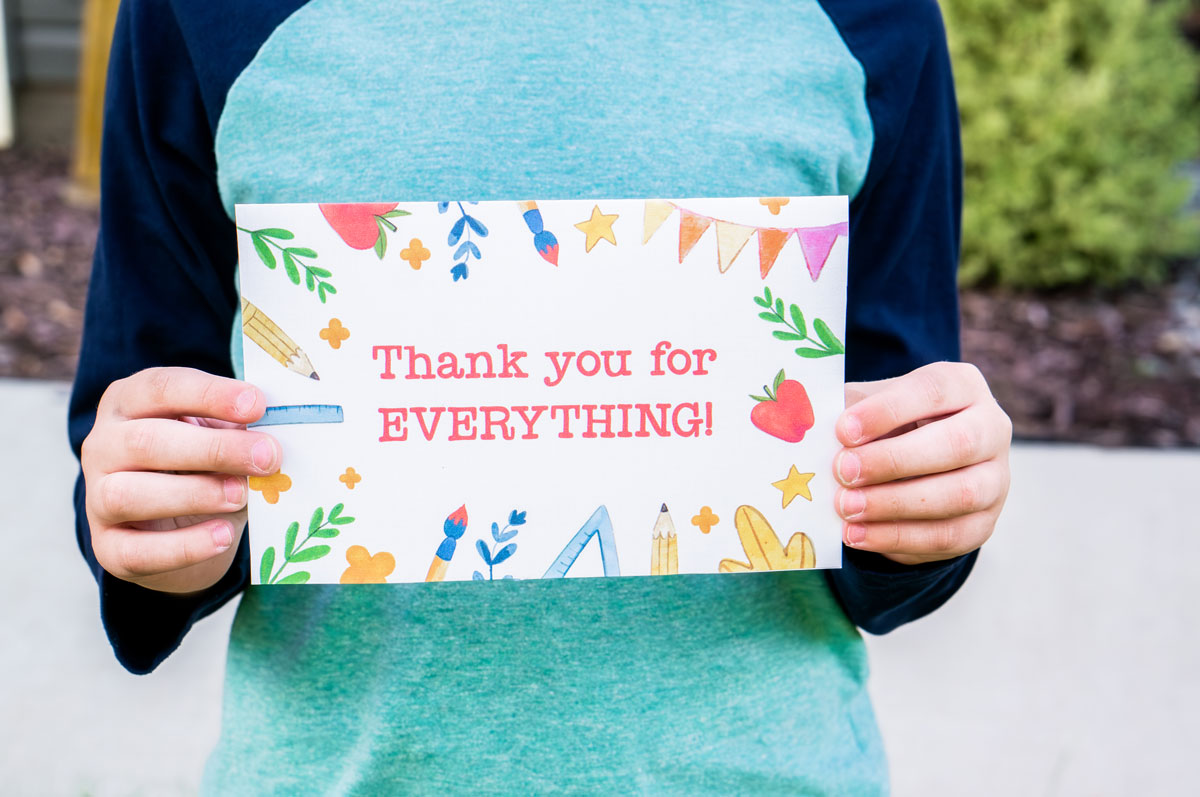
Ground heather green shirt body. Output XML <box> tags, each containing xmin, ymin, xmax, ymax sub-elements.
<box><xmin>207</xmin><ymin>1</ymin><xmax>882</xmax><ymax>793</ymax></box>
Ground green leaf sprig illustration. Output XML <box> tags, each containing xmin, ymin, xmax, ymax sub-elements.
<box><xmin>260</xmin><ymin>503</ymin><xmax>356</xmax><ymax>585</ymax></box>
<box><xmin>238</xmin><ymin>226</ymin><xmax>337</xmax><ymax>303</ymax></box>
<box><xmin>374</xmin><ymin>209</ymin><xmax>412</xmax><ymax>259</ymax></box>
<box><xmin>753</xmin><ymin>286</ymin><xmax>845</xmax><ymax>359</ymax></box>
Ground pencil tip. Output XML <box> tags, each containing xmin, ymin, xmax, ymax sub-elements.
<box><xmin>311</xmin><ymin>372</ymin><xmax>320</xmax><ymax>380</ymax></box>
<box><xmin>660</xmin><ymin>503</ymin><xmax>668</xmax><ymax>512</ymax></box>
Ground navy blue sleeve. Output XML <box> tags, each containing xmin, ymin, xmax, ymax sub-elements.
<box><xmin>817</xmin><ymin>0</ymin><xmax>977</xmax><ymax>633</ymax></box>
<box><xmin>66</xmin><ymin>0</ymin><xmax>299</xmax><ymax>674</ymax></box>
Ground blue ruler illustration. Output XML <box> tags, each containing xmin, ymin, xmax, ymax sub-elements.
<box><xmin>542</xmin><ymin>505</ymin><xmax>621</xmax><ymax>578</ymax></box>
<box><xmin>249</xmin><ymin>404</ymin><xmax>344</xmax><ymax>428</ymax></box>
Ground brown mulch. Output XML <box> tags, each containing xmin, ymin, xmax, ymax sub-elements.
<box><xmin>961</xmin><ymin>277</ymin><xmax>1200</xmax><ymax>447</ymax></box>
<box><xmin>2</xmin><ymin>147</ymin><xmax>1198</xmax><ymax>447</ymax></box>
<box><xmin>0</xmin><ymin>149</ymin><xmax>94</xmax><ymax>379</ymax></box>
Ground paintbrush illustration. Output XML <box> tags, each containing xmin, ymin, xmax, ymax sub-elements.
<box><xmin>517</xmin><ymin>200</ymin><xmax>559</xmax><ymax>265</ymax></box>
<box><xmin>425</xmin><ymin>505</ymin><xmax>469</xmax><ymax>582</ymax></box>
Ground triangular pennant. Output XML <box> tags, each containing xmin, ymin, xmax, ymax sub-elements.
<box><xmin>715</xmin><ymin>221</ymin><xmax>755</xmax><ymax>273</ymax></box>
<box><xmin>677</xmin><ymin>211</ymin><xmax>712</xmax><ymax>263</ymax></box>
<box><xmin>757</xmin><ymin>228</ymin><xmax>790</xmax><ymax>278</ymax></box>
<box><xmin>643</xmin><ymin>200</ymin><xmax>675</xmax><ymax>244</ymax></box>
<box><xmin>797</xmin><ymin>222</ymin><xmax>849</xmax><ymax>281</ymax></box>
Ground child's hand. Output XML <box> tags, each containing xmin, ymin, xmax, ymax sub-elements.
<box><xmin>80</xmin><ymin>368</ymin><xmax>280</xmax><ymax>594</ymax></box>
<box><xmin>833</xmin><ymin>362</ymin><xmax>1011</xmax><ymax>565</ymax></box>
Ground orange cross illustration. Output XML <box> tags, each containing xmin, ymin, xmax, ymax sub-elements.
<box><xmin>248</xmin><ymin>471</ymin><xmax>291</xmax><ymax>504</ymax></box>
<box><xmin>690</xmin><ymin>506</ymin><xmax>720</xmax><ymax>534</ymax></box>
<box><xmin>759</xmin><ymin>197</ymin><xmax>790</xmax><ymax>215</ymax></box>
<box><xmin>400</xmin><ymin>238</ymin><xmax>430</xmax><ymax>270</ymax></box>
<box><xmin>319</xmin><ymin>318</ymin><xmax>350</xmax><ymax>349</ymax></box>
<box><xmin>339</xmin><ymin>467</ymin><xmax>362</xmax><ymax>490</ymax></box>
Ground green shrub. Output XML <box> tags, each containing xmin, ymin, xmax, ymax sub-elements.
<box><xmin>943</xmin><ymin>0</ymin><xmax>1200</xmax><ymax>289</ymax></box>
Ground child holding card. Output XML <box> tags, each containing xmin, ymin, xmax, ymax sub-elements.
<box><xmin>70</xmin><ymin>0</ymin><xmax>1010</xmax><ymax>792</ymax></box>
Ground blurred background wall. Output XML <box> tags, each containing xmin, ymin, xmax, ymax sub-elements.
<box><xmin>4</xmin><ymin>0</ymin><xmax>85</xmax><ymax>150</ymax></box>
<box><xmin>1</xmin><ymin>1</ymin><xmax>1197</xmax><ymax>794</ymax></box>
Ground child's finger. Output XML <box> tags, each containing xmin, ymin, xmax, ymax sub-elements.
<box><xmin>834</xmin><ymin>460</ymin><xmax>1007</xmax><ymax>523</ymax></box>
<box><xmin>843</xmin><ymin>374</ymin><xmax>902</xmax><ymax>408</ymax></box>
<box><xmin>842</xmin><ymin>511</ymin><xmax>997</xmax><ymax>564</ymax></box>
<box><xmin>92</xmin><ymin>518</ymin><xmax>238</xmax><ymax>580</ymax></box>
<box><xmin>834</xmin><ymin>404</ymin><xmax>1005</xmax><ymax>487</ymax></box>
<box><xmin>113</xmin><ymin>419</ymin><xmax>280</xmax><ymax>475</ymax></box>
<box><xmin>837</xmin><ymin>362</ymin><xmax>987</xmax><ymax>445</ymax></box>
<box><xmin>106</xmin><ymin>367</ymin><xmax>264</xmax><ymax>424</ymax></box>
<box><xmin>90</xmin><ymin>471</ymin><xmax>247</xmax><ymax>525</ymax></box>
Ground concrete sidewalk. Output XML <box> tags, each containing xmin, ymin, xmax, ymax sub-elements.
<box><xmin>867</xmin><ymin>441</ymin><xmax>1199</xmax><ymax>795</ymax></box>
<box><xmin>1</xmin><ymin>378</ymin><xmax>1196</xmax><ymax>795</ymax></box>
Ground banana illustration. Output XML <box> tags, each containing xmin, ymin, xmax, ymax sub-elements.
<box><xmin>718</xmin><ymin>505</ymin><xmax>815</xmax><ymax>573</ymax></box>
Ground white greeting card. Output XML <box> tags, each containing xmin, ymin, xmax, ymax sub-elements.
<box><xmin>235</xmin><ymin>196</ymin><xmax>848</xmax><ymax>585</ymax></box>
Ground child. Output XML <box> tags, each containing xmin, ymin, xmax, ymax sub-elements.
<box><xmin>70</xmin><ymin>0</ymin><xmax>1011</xmax><ymax>792</ymax></box>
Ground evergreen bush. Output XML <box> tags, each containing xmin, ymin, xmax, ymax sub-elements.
<box><xmin>942</xmin><ymin>0</ymin><xmax>1200</xmax><ymax>289</ymax></box>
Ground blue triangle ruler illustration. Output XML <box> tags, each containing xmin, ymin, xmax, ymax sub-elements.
<box><xmin>542</xmin><ymin>505</ymin><xmax>621</xmax><ymax>578</ymax></box>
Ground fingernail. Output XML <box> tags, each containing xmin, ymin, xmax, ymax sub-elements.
<box><xmin>251</xmin><ymin>439</ymin><xmax>276</xmax><ymax>472</ymax></box>
<box><xmin>837</xmin><ymin>451</ymin><xmax>861</xmax><ymax>485</ymax></box>
<box><xmin>212</xmin><ymin>521</ymin><xmax>233</xmax><ymax>552</ymax></box>
<box><xmin>844</xmin><ymin>414</ymin><xmax>863</xmax><ymax>444</ymax></box>
<box><xmin>840</xmin><ymin>490</ymin><xmax>866</xmax><ymax>520</ymax></box>
<box><xmin>236</xmin><ymin>388</ymin><xmax>257</xmax><ymax>418</ymax></box>
<box><xmin>224</xmin><ymin>477</ymin><xmax>245</xmax><ymax>506</ymax></box>
<box><xmin>846</xmin><ymin>523</ymin><xmax>867</xmax><ymax>546</ymax></box>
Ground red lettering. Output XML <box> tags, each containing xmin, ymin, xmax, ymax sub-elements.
<box><xmin>550</xmin><ymin>405</ymin><xmax>580</xmax><ymax>438</ymax></box>
<box><xmin>448</xmin><ymin>407</ymin><xmax>478</xmax><ymax>440</ymax></box>
<box><xmin>602</xmin><ymin>350</ymin><xmax>633</xmax><ymax>377</ymax></box>
<box><xmin>576</xmin><ymin>351</ymin><xmax>601</xmax><ymax>376</ymax></box>
<box><xmin>464</xmin><ymin>351</ymin><xmax>495</xmax><ymax>379</ymax></box>
<box><xmin>497</xmin><ymin>344</ymin><xmax>529</xmax><ymax>378</ymax></box>
<box><xmin>378</xmin><ymin>407</ymin><xmax>408</xmax><ymax>441</ymax></box>
<box><xmin>411</xmin><ymin>407</ymin><xmax>445</xmax><ymax>441</ymax></box>
<box><xmin>650</xmin><ymin>341</ymin><xmax>671</xmax><ymax>376</ymax></box>
<box><xmin>436</xmin><ymin>353</ymin><xmax>464</xmax><ymax>379</ymax></box>
<box><xmin>635</xmin><ymin>403</ymin><xmax>672</xmax><ymax>438</ymax></box>
<box><xmin>691</xmin><ymin>348</ymin><xmax>717</xmax><ymax>375</ymax></box>
<box><xmin>667</xmin><ymin>348</ymin><xmax>691</xmax><ymax>375</ymax></box>
<box><xmin>616</xmin><ymin>404</ymin><xmax>634</xmax><ymax>438</ymax></box>
<box><xmin>543</xmin><ymin>351</ymin><xmax>574</xmax><ymax>387</ymax></box>
<box><xmin>512</xmin><ymin>405</ymin><xmax>548</xmax><ymax>439</ymax></box>
<box><xmin>373</xmin><ymin>345</ymin><xmax>404</xmax><ymax>379</ymax></box>
<box><xmin>671</xmin><ymin>402</ymin><xmax>703</xmax><ymax>437</ymax></box>
<box><xmin>405</xmin><ymin>346</ymin><xmax>434</xmax><ymax>380</ymax></box>
<box><xmin>479</xmin><ymin>406</ymin><xmax>514</xmax><ymax>440</ymax></box>
<box><xmin>581</xmin><ymin>404</ymin><xmax>617</xmax><ymax>439</ymax></box>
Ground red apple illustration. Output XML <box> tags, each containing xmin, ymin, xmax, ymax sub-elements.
<box><xmin>750</xmin><ymin>369</ymin><xmax>815</xmax><ymax>443</ymax></box>
<box><xmin>319</xmin><ymin>203</ymin><xmax>410</xmax><ymax>258</ymax></box>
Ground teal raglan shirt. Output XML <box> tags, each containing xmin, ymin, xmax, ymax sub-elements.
<box><xmin>208</xmin><ymin>2</ymin><xmax>881</xmax><ymax>794</ymax></box>
<box><xmin>66</xmin><ymin>0</ymin><xmax>972</xmax><ymax>793</ymax></box>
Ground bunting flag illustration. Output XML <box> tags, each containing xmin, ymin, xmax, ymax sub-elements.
<box><xmin>677</xmin><ymin>211</ymin><xmax>712</xmax><ymax>263</ymax></box>
<box><xmin>643</xmin><ymin>200</ymin><xmax>674</xmax><ymax>244</ymax></box>
<box><xmin>642</xmin><ymin>201</ymin><xmax>848</xmax><ymax>281</ymax></box>
<box><xmin>757</xmin><ymin>228</ymin><xmax>790</xmax><ymax>279</ymax></box>
<box><xmin>797</xmin><ymin>224</ymin><xmax>846</xmax><ymax>282</ymax></box>
<box><xmin>715</xmin><ymin>222</ymin><xmax>755</xmax><ymax>273</ymax></box>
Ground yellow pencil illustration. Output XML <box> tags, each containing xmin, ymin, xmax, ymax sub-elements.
<box><xmin>650</xmin><ymin>503</ymin><xmax>678</xmax><ymax>576</ymax></box>
<box><xmin>241</xmin><ymin>296</ymin><xmax>319</xmax><ymax>380</ymax></box>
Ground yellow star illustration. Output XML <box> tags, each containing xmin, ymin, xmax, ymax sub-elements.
<box><xmin>574</xmin><ymin>204</ymin><xmax>619</xmax><ymax>253</ymax></box>
<box><xmin>772</xmin><ymin>465</ymin><xmax>815</xmax><ymax>509</ymax></box>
